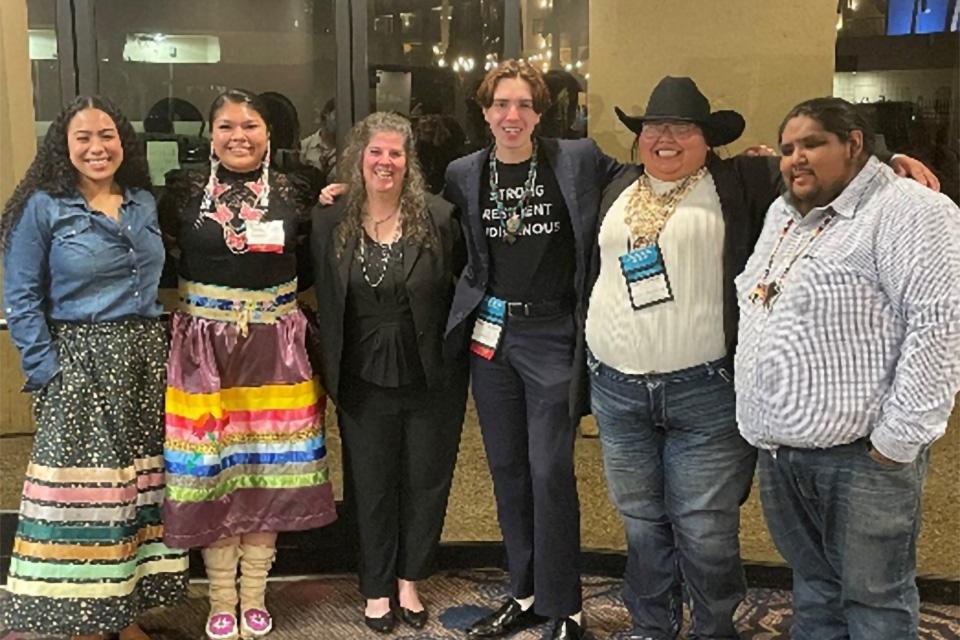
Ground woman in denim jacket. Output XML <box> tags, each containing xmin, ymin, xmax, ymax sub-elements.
<box><xmin>1</xmin><ymin>95</ymin><xmax>188</xmax><ymax>640</ymax></box>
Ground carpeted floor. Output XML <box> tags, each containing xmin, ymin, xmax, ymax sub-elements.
<box><xmin>2</xmin><ymin>569</ymin><xmax>958</xmax><ymax>639</ymax></box>
<box><xmin>2</xmin><ymin>396</ymin><xmax>958</xmax><ymax>577</ymax></box>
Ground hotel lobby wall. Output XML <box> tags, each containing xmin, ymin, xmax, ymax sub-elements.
<box><xmin>0</xmin><ymin>1</ymin><xmax>37</xmax><ymax>437</ymax></box>
<box><xmin>588</xmin><ymin>0</ymin><xmax>837</xmax><ymax>162</ymax></box>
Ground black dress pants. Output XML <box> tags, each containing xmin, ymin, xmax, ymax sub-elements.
<box><xmin>337</xmin><ymin>373</ymin><xmax>467</xmax><ymax>598</ymax></box>
<box><xmin>469</xmin><ymin>312</ymin><xmax>582</xmax><ymax>618</ymax></box>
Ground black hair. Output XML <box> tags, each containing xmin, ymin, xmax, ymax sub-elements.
<box><xmin>0</xmin><ymin>95</ymin><xmax>150</xmax><ymax>250</ymax></box>
<box><xmin>207</xmin><ymin>88</ymin><xmax>271</xmax><ymax>134</ymax></box>
<box><xmin>779</xmin><ymin>97</ymin><xmax>876</xmax><ymax>156</ymax></box>
<box><xmin>259</xmin><ymin>91</ymin><xmax>301</xmax><ymax>150</ymax></box>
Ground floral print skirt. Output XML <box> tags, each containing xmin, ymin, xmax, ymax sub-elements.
<box><xmin>2</xmin><ymin>319</ymin><xmax>189</xmax><ymax>636</ymax></box>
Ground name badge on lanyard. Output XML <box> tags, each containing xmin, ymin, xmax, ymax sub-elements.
<box><xmin>619</xmin><ymin>242</ymin><xmax>674</xmax><ymax>310</ymax></box>
<box><xmin>246</xmin><ymin>220</ymin><xmax>286</xmax><ymax>253</ymax></box>
<box><xmin>470</xmin><ymin>295</ymin><xmax>507</xmax><ymax>360</ymax></box>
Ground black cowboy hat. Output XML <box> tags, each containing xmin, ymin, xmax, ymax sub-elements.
<box><xmin>615</xmin><ymin>76</ymin><xmax>745</xmax><ymax>147</ymax></box>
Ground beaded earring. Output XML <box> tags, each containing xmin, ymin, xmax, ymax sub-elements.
<box><xmin>260</xmin><ymin>140</ymin><xmax>271</xmax><ymax>208</ymax></box>
<box><xmin>200</xmin><ymin>148</ymin><xmax>221</xmax><ymax>214</ymax></box>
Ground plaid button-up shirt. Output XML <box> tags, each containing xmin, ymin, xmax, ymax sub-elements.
<box><xmin>735</xmin><ymin>156</ymin><xmax>960</xmax><ymax>463</ymax></box>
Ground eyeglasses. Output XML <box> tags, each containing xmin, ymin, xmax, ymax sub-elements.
<box><xmin>640</xmin><ymin>121</ymin><xmax>700</xmax><ymax>140</ymax></box>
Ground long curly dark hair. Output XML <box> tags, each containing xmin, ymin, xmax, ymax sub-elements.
<box><xmin>335</xmin><ymin>112</ymin><xmax>434</xmax><ymax>259</ymax></box>
<box><xmin>0</xmin><ymin>95</ymin><xmax>150</xmax><ymax>250</ymax></box>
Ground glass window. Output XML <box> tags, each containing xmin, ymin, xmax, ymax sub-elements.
<box><xmin>27</xmin><ymin>0</ymin><xmax>61</xmax><ymax>141</ymax></box>
<box><xmin>519</xmin><ymin>0</ymin><xmax>588</xmax><ymax>139</ymax></box>
<box><xmin>366</xmin><ymin>0</ymin><xmax>505</xmax><ymax>157</ymax></box>
<box><xmin>837</xmin><ymin>0</ymin><xmax>959</xmax><ymax>202</ymax></box>
<box><xmin>93</xmin><ymin>0</ymin><xmax>339</xmax><ymax>186</ymax></box>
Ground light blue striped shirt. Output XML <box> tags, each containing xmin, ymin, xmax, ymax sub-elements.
<box><xmin>735</xmin><ymin>156</ymin><xmax>960</xmax><ymax>462</ymax></box>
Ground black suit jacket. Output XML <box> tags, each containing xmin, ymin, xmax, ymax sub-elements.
<box><xmin>310</xmin><ymin>194</ymin><xmax>465</xmax><ymax>403</ymax></box>
<box><xmin>442</xmin><ymin>137</ymin><xmax>626</xmax><ymax>420</ymax></box>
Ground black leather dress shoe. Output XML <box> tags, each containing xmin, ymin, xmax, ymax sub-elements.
<box><xmin>363</xmin><ymin>610</ymin><xmax>395</xmax><ymax>634</ymax></box>
<box><xmin>466</xmin><ymin>599</ymin><xmax>548</xmax><ymax>637</ymax></box>
<box><xmin>400</xmin><ymin>606</ymin><xmax>429</xmax><ymax>629</ymax></box>
<box><xmin>548</xmin><ymin>617</ymin><xmax>585</xmax><ymax>640</ymax></box>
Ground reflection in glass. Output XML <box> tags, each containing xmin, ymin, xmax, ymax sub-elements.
<box><xmin>27</xmin><ymin>0</ymin><xmax>61</xmax><ymax>130</ymax></box>
<box><xmin>367</xmin><ymin>0</ymin><xmax>505</xmax><ymax>151</ymax></box>
<box><xmin>519</xmin><ymin>0</ymin><xmax>588</xmax><ymax>138</ymax></box>
<box><xmin>94</xmin><ymin>0</ymin><xmax>338</xmax><ymax>186</ymax></box>
<box><xmin>836</xmin><ymin>0</ymin><xmax>959</xmax><ymax>202</ymax></box>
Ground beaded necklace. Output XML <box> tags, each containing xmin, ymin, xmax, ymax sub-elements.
<box><xmin>623</xmin><ymin>167</ymin><xmax>707</xmax><ymax>246</ymax></box>
<box><xmin>358</xmin><ymin>216</ymin><xmax>403</xmax><ymax>288</ymax></box>
<box><xmin>197</xmin><ymin>148</ymin><xmax>271</xmax><ymax>254</ymax></box>
<box><xmin>749</xmin><ymin>212</ymin><xmax>835</xmax><ymax>310</ymax></box>
<box><xmin>488</xmin><ymin>139</ymin><xmax>539</xmax><ymax>244</ymax></box>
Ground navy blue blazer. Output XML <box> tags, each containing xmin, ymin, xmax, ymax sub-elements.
<box><xmin>442</xmin><ymin>137</ymin><xmax>625</xmax><ymax>420</ymax></box>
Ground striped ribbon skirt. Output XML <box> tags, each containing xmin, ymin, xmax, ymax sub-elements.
<box><xmin>3</xmin><ymin>320</ymin><xmax>189</xmax><ymax>636</ymax></box>
<box><xmin>162</xmin><ymin>279</ymin><xmax>337</xmax><ymax>549</ymax></box>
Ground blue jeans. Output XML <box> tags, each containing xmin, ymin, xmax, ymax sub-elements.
<box><xmin>759</xmin><ymin>442</ymin><xmax>929</xmax><ymax>640</ymax></box>
<box><xmin>589</xmin><ymin>355</ymin><xmax>756</xmax><ymax>640</ymax></box>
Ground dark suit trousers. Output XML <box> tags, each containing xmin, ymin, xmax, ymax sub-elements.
<box><xmin>337</xmin><ymin>375</ymin><xmax>466</xmax><ymax>598</ymax></box>
<box><xmin>470</xmin><ymin>312</ymin><xmax>582</xmax><ymax>617</ymax></box>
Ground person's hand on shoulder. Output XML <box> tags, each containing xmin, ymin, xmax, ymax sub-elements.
<box><xmin>891</xmin><ymin>154</ymin><xmax>940</xmax><ymax>191</ymax></box>
<box><xmin>318</xmin><ymin>182</ymin><xmax>347</xmax><ymax>206</ymax></box>
<box><xmin>741</xmin><ymin>144</ymin><xmax>777</xmax><ymax>157</ymax></box>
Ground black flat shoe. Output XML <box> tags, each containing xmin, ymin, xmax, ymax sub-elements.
<box><xmin>548</xmin><ymin>617</ymin><xmax>585</xmax><ymax>640</ymax></box>
<box><xmin>399</xmin><ymin>606</ymin><xmax>429</xmax><ymax>629</ymax></box>
<box><xmin>363</xmin><ymin>610</ymin><xmax>395</xmax><ymax>634</ymax></box>
<box><xmin>466</xmin><ymin>598</ymin><xmax>548</xmax><ymax>638</ymax></box>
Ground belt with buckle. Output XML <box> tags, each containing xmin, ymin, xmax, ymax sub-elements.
<box><xmin>504</xmin><ymin>298</ymin><xmax>572</xmax><ymax>318</ymax></box>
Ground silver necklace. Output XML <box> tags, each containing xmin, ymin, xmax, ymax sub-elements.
<box><xmin>358</xmin><ymin>218</ymin><xmax>402</xmax><ymax>288</ymax></box>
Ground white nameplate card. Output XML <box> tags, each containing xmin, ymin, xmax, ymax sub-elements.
<box><xmin>246</xmin><ymin>220</ymin><xmax>285</xmax><ymax>253</ymax></box>
<box><xmin>619</xmin><ymin>243</ymin><xmax>674</xmax><ymax>310</ymax></box>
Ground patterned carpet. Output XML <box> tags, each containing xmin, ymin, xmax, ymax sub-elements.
<box><xmin>2</xmin><ymin>569</ymin><xmax>958</xmax><ymax>639</ymax></box>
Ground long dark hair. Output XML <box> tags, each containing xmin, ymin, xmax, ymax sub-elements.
<box><xmin>335</xmin><ymin>112</ymin><xmax>434</xmax><ymax>258</ymax></box>
<box><xmin>0</xmin><ymin>95</ymin><xmax>149</xmax><ymax>249</ymax></box>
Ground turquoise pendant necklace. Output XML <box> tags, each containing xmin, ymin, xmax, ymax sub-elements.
<box><xmin>488</xmin><ymin>139</ymin><xmax>539</xmax><ymax>244</ymax></box>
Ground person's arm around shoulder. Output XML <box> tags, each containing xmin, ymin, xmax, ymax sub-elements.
<box><xmin>744</xmin><ymin>142</ymin><xmax>940</xmax><ymax>191</ymax></box>
<box><xmin>871</xmin><ymin>188</ymin><xmax>960</xmax><ymax>463</ymax></box>
<box><xmin>585</xmin><ymin>137</ymin><xmax>628</xmax><ymax>188</ymax></box>
<box><xmin>309</xmin><ymin>199</ymin><xmax>346</xmax><ymax>282</ymax></box>
<box><xmin>726</xmin><ymin>154</ymin><xmax>784</xmax><ymax>227</ymax></box>
<box><xmin>427</xmin><ymin>194</ymin><xmax>465</xmax><ymax>281</ymax></box>
<box><xmin>3</xmin><ymin>193</ymin><xmax>59</xmax><ymax>391</ymax></box>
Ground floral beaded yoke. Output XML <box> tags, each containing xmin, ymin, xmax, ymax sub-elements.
<box><xmin>159</xmin><ymin>166</ymin><xmax>312</xmax><ymax>290</ymax></box>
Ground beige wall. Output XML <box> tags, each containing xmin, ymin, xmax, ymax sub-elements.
<box><xmin>589</xmin><ymin>1</ymin><xmax>837</xmax><ymax>162</ymax></box>
<box><xmin>0</xmin><ymin>0</ymin><xmax>36</xmax><ymax>435</ymax></box>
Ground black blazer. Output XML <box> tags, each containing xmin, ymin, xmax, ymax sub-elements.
<box><xmin>442</xmin><ymin>137</ymin><xmax>626</xmax><ymax>421</ymax></box>
<box><xmin>310</xmin><ymin>194</ymin><xmax>465</xmax><ymax>403</ymax></box>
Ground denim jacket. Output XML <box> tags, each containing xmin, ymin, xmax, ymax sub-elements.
<box><xmin>3</xmin><ymin>189</ymin><xmax>165</xmax><ymax>391</ymax></box>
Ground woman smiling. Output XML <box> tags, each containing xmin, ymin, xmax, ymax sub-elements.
<box><xmin>1</xmin><ymin>95</ymin><xmax>188</xmax><ymax>640</ymax></box>
<box><xmin>159</xmin><ymin>89</ymin><xmax>336</xmax><ymax>640</ymax></box>
<box><xmin>311</xmin><ymin>112</ymin><xmax>468</xmax><ymax>633</ymax></box>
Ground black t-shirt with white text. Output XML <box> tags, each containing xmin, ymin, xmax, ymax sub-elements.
<box><xmin>479</xmin><ymin>149</ymin><xmax>575</xmax><ymax>302</ymax></box>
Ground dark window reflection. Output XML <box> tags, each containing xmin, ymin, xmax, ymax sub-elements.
<box><xmin>93</xmin><ymin>0</ymin><xmax>338</xmax><ymax>186</ymax></box>
<box><xmin>367</xmin><ymin>0</ymin><xmax>505</xmax><ymax>152</ymax></box>
<box><xmin>837</xmin><ymin>0</ymin><xmax>958</xmax><ymax>202</ymax></box>
<box><xmin>520</xmin><ymin>0</ymin><xmax>589</xmax><ymax>139</ymax></box>
<box><xmin>27</xmin><ymin>0</ymin><xmax>61</xmax><ymax>123</ymax></box>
